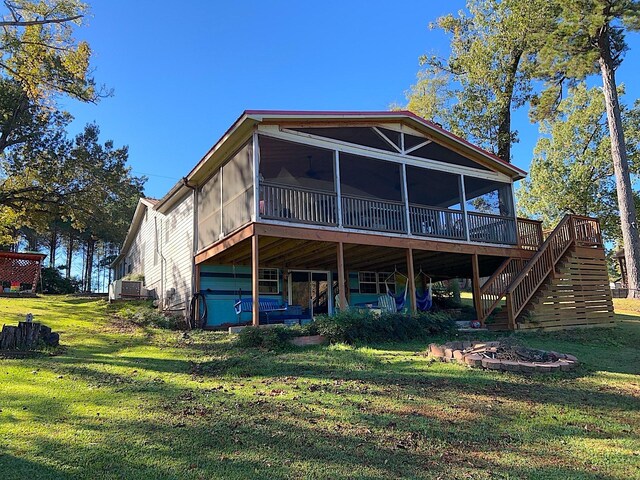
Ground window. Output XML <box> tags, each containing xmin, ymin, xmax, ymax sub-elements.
<box><xmin>259</xmin><ymin>268</ymin><xmax>279</xmax><ymax>294</ymax></box>
<box><xmin>406</xmin><ymin>166</ymin><xmax>461</xmax><ymax>209</ymax></box>
<box><xmin>359</xmin><ymin>271</ymin><xmax>395</xmax><ymax>294</ymax></box>
<box><xmin>379</xmin><ymin>272</ymin><xmax>393</xmax><ymax>295</ymax></box>
<box><xmin>359</xmin><ymin>271</ymin><xmax>378</xmax><ymax>294</ymax></box>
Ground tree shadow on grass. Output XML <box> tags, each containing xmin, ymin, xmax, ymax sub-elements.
<box><xmin>193</xmin><ymin>344</ymin><xmax>639</xmax><ymax>413</ymax></box>
<box><xmin>1</xmin><ymin>397</ymin><xmax>632</xmax><ymax>480</ymax></box>
<box><xmin>2</xmin><ymin>327</ymin><xmax>637</xmax><ymax>480</ymax></box>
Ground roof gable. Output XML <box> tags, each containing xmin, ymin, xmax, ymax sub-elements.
<box><xmin>153</xmin><ymin>109</ymin><xmax>526</xmax><ymax>212</ymax></box>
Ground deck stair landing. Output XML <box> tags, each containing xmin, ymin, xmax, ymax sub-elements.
<box><xmin>480</xmin><ymin>215</ymin><xmax>614</xmax><ymax>331</ymax></box>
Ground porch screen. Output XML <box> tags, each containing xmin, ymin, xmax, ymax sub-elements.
<box><xmin>198</xmin><ymin>170</ymin><xmax>221</xmax><ymax>250</ymax></box>
<box><xmin>339</xmin><ymin>153</ymin><xmax>402</xmax><ymax>201</ymax></box>
<box><xmin>222</xmin><ymin>140</ymin><xmax>254</xmax><ymax>235</ymax></box>
<box><xmin>464</xmin><ymin>177</ymin><xmax>514</xmax><ymax>217</ymax></box>
<box><xmin>259</xmin><ymin>135</ymin><xmax>335</xmax><ymax>192</ymax></box>
<box><xmin>406</xmin><ymin>166</ymin><xmax>461</xmax><ymax>209</ymax></box>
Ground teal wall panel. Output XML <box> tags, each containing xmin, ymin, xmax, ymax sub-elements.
<box><xmin>199</xmin><ymin>265</ymin><xmax>284</xmax><ymax>327</ymax></box>
<box><xmin>200</xmin><ymin>266</ymin><xmax>394</xmax><ymax>326</ymax></box>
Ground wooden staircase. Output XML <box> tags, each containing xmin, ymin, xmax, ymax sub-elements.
<box><xmin>479</xmin><ymin>215</ymin><xmax>613</xmax><ymax>330</ymax></box>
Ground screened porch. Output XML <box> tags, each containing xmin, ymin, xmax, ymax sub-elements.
<box><xmin>258</xmin><ymin>135</ymin><xmax>533</xmax><ymax>247</ymax></box>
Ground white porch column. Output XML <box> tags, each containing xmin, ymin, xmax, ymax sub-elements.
<box><xmin>401</xmin><ymin>163</ymin><xmax>411</xmax><ymax>235</ymax></box>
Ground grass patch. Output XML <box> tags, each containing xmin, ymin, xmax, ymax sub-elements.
<box><xmin>0</xmin><ymin>295</ymin><xmax>638</xmax><ymax>479</ymax></box>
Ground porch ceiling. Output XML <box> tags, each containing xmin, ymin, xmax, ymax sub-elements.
<box><xmin>201</xmin><ymin>235</ymin><xmax>507</xmax><ymax>280</ymax></box>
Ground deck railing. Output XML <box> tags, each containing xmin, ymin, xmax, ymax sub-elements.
<box><xmin>259</xmin><ymin>182</ymin><xmax>536</xmax><ymax>247</ymax></box>
<box><xmin>260</xmin><ymin>182</ymin><xmax>337</xmax><ymax>226</ymax></box>
<box><xmin>341</xmin><ymin>194</ymin><xmax>406</xmax><ymax>233</ymax></box>
<box><xmin>517</xmin><ymin>218</ymin><xmax>544</xmax><ymax>250</ymax></box>
<box><xmin>409</xmin><ymin>204</ymin><xmax>465</xmax><ymax>240</ymax></box>
<box><xmin>467</xmin><ymin>212</ymin><xmax>517</xmax><ymax>244</ymax></box>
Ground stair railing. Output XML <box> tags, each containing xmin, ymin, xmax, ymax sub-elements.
<box><xmin>478</xmin><ymin>258</ymin><xmax>523</xmax><ymax>324</ymax></box>
<box><xmin>505</xmin><ymin>215</ymin><xmax>602</xmax><ymax>324</ymax></box>
<box><xmin>476</xmin><ymin>215</ymin><xmax>603</xmax><ymax>327</ymax></box>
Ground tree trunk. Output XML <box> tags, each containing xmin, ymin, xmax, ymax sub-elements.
<box><xmin>26</xmin><ymin>230</ymin><xmax>37</xmax><ymax>251</ymax></box>
<box><xmin>598</xmin><ymin>31</ymin><xmax>640</xmax><ymax>299</ymax></box>
<box><xmin>65</xmin><ymin>233</ymin><xmax>74</xmax><ymax>278</ymax></box>
<box><xmin>49</xmin><ymin>227</ymin><xmax>57</xmax><ymax>268</ymax></box>
<box><xmin>496</xmin><ymin>50</ymin><xmax>522</xmax><ymax>163</ymax></box>
<box><xmin>84</xmin><ymin>238</ymin><xmax>95</xmax><ymax>292</ymax></box>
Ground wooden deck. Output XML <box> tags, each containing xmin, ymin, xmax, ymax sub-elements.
<box><xmin>518</xmin><ymin>246</ymin><xmax>614</xmax><ymax>330</ymax></box>
<box><xmin>194</xmin><ymin>212</ymin><xmax>612</xmax><ymax>331</ymax></box>
<box><xmin>482</xmin><ymin>215</ymin><xmax>614</xmax><ymax>331</ymax></box>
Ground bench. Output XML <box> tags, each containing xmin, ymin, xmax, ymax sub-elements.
<box><xmin>234</xmin><ymin>297</ymin><xmax>288</xmax><ymax>323</ymax></box>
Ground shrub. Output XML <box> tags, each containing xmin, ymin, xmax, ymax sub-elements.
<box><xmin>39</xmin><ymin>267</ymin><xmax>80</xmax><ymax>294</ymax></box>
<box><xmin>236</xmin><ymin>326</ymin><xmax>295</xmax><ymax>350</ymax></box>
<box><xmin>312</xmin><ymin>310</ymin><xmax>457</xmax><ymax>345</ymax></box>
<box><xmin>122</xmin><ymin>273</ymin><xmax>145</xmax><ymax>282</ymax></box>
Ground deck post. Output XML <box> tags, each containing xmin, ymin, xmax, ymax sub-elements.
<box><xmin>334</xmin><ymin>151</ymin><xmax>343</xmax><ymax>228</ymax></box>
<box><xmin>253</xmin><ymin>130</ymin><xmax>260</xmax><ymax>222</ymax></box>
<box><xmin>252</xmin><ymin>234</ymin><xmax>260</xmax><ymax>326</ymax></box>
<box><xmin>505</xmin><ymin>294</ymin><xmax>516</xmax><ymax>330</ymax></box>
<box><xmin>459</xmin><ymin>175</ymin><xmax>470</xmax><ymax>242</ymax></box>
<box><xmin>401</xmin><ymin>163</ymin><xmax>411</xmax><ymax>235</ymax></box>
<box><xmin>471</xmin><ymin>253</ymin><xmax>483</xmax><ymax>325</ymax></box>
<box><xmin>406</xmin><ymin>248</ymin><xmax>417</xmax><ymax>313</ymax></box>
<box><xmin>337</xmin><ymin>241</ymin><xmax>346</xmax><ymax>312</ymax></box>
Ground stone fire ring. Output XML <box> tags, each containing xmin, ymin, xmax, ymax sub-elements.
<box><xmin>428</xmin><ymin>341</ymin><xmax>579</xmax><ymax>373</ymax></box>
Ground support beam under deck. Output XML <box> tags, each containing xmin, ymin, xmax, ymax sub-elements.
<box><xmin>471</xmin><ymin>253</ymin><xmax>483</xmax><ymax>326</ymax></box>
<box><xmin>252</xmin><ymin>234</ymin><xmax>259</xmax><ymax>326</ymax></box>
<box><xmin>406</xmin><ymin>248</ymin><xmax>417</xmax><ymax>313</ymax></box>
<box><xmin>337</xmin><ymin>242</ymin><xmax>346</xmax><ymax>312</ymax></box>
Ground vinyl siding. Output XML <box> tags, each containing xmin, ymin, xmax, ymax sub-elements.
<box><xmin>120</xmin><ymin>206</ymin><xmax>163</xmax><ymax>296</ymax></box>
<box><xmin>114</xmin><ymin>194</ymin><xmax>194</xmax><ymax>316</ymax></box>
<box><xmin>160</xmin><ymin>192</ymin><xmax>194</xmax><ymax>312</ymax></box>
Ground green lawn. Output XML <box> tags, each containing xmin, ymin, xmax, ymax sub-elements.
<box><xmin>0</xmin><ymin>296</ymin><xmax>639</xmax><ymax>480</ymax></box>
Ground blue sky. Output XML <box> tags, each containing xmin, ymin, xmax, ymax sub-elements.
<box><xmin>61</xmin><ymin>0</ymin><xmax>640</xmax><ymax>200</ymax></box>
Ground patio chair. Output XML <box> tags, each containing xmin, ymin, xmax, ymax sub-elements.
<box><xmin>377</xmin><ymin>294</ymin><xmax>396</xmax><ymax>313</ymax></box>
<box><xmin>334</xmin><ymin>293</ymin><xmax>349</xmax><ymax>312</ymax></box>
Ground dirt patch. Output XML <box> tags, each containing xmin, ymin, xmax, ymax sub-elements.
<box><xmin>102</xmin><ymin>317</ymin><xmax>144</xmax><ymax>334</ymax></box>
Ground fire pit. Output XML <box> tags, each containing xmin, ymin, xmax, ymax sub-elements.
<box><xmin>428</xmin><ymin>340</ymin><xmax>578</xmax><ymax>373</ymax></box>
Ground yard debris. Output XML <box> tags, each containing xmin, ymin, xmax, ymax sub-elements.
<box><xmin>427</xmin><ymin>340</ymin><xmax>578</xmax><ymax>373</ymax></box>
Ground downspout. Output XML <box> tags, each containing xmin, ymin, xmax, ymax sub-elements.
<box><xmin>183</xmin><ymin>177</ymin><xmax>199</xmax><ymax>317</ymax></box>
<box><xmin>154</xmin><ymin>215</ymin><xmax>166</xmax><ymax>310</ymax></box>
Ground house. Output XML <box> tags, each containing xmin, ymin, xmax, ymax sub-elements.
<box><xmin>110</xmin><ymin>196</ymin><xmax>194</xmax><ymax>309</ymax></box>
<box><xmin>111</xmin><ymin>110</ymin><xmax>614</xmax><ymax>330</ymax></box>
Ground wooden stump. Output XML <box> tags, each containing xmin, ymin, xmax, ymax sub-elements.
<box><xmin>0</xmin><ymin>322</ymin><xmax>59</xmax><ymax>350</ymax></box>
